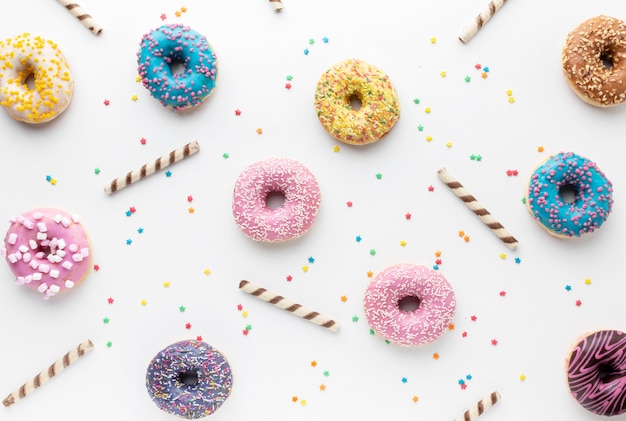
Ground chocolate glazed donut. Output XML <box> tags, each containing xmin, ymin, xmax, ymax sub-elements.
<box><xmin>565</xmin><ymin>330</ymin><xmax>626</xmax><ymax>416</ymax></box>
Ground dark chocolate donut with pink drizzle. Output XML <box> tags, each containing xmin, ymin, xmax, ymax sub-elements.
<box><xmin>565</xmin><ymin>329</ymin><xmax>626</xmax><ymax>416</ymax></box>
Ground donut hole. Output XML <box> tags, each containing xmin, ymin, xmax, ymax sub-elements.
<box><xmin>398</xmin><ymin>295</ymin><xmax>421</xmax><ymax>312</ymax></box>
<box><xmin>21</xmin><ymin>71</ymin><xmax>35</xmax><ymax>90</ymax></box>
<box><xmin>177</xmin><ymin>370</ymin><xmax>199</xmax><ymax>386</ymax></box>
<box><xmin>559</xmin><ymin>184</ymin><xmax>578</xmax><ymax>204</ymax></box>
<box><xmin>265</xmin><ymin>190</ymin><xmax>286</xmax><ymax>210</ymax></box>
<box><xmin>600</xmin><ymin>51</ymin><xmax>614</xmax><ymax>70</ymax></box>
<box><xmin>348</xmin><ymin>93</ymin><xmax>362</xmax><ymax>111</ymax></box>
<box><xmin>169</xmin><ymin>57</ymin><xmax>187</xmax><ymax>75</ymax></box>
<box><xmin>597</xmin><ymin>363</ymin><xmax>621</xmax><ymax>383</ymax></box>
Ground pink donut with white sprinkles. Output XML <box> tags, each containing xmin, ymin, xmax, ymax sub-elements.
<box><xmin>232</xmin><ymin>158</ymin><xmax>321</xmax><ymax>242</ymax></box>
<box><xmin>364</xmin><ymin>264</ymin><xmax>456</xmax><ymax>347</ymax></box>
<box><xmin>2</xmin><ymin>208</ymin><xmax>92</xmax><ymax>299</ymax></box>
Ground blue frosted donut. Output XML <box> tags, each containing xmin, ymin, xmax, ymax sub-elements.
<box><xmin>137</xmin><ymin>24</ymin><xmax>218</xmax><ymax>110</ymax></box>
<box><xmin>526</xmin><ymin>151</ymin><xmax>613</xmax><ymax>237</ymax></box>
<box><xmin>146</xmin><ymin>340</ymin><xmax>233</xmax><ymax>419</ymax></box>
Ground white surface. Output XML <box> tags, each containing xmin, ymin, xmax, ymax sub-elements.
<box><xmin>1</xmin><ymin>1</ymin><xmax>625</xmax><ymax>420</ymax></box>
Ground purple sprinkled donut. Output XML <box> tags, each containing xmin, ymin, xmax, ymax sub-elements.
<box><xmin>146</xmin><ymin>340</ymin><xmax>233</xmax><ymax>419</ymax></box>
<box><xmin>566</xmin><ymin>330</ymin><xmax>626</xmax><ymax>416</ymax></box>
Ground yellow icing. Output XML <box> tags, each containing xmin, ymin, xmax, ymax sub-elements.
<box><xmin>314</xmin><ymin>58</ymin><xmax>400</xmax><ymax>145</ymax></box>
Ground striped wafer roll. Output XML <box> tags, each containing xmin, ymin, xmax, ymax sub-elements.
<box><xmin>458</xmin><ymin>0</ymin><xmax>507</xmax><ymax>44</ymax></box>
<box><xmin>269</xmin><ymin>0</ymin><xmax>284</xmax><ymax>11</ymax></box>
<box><xmin>104</xmin><ymin>140</ymin><xmax>200</xmax><ymax>195</ymax></box>
<box><xmin>239</xmin><ymin>280</ymin><xmax>339</xmax><ymax>332</ymax></box>
<box><xmin>57</xmin><ymin>0</ymin><xmax>103</xmax><ymax>35</ymax></box>
<box><xmin>455</xmin><ymin>391</ymin><xmax>501</xmax><ymax>421</ymax></box>
<box><xmin>2</xmin><ymin>339</ymin><xmax>94</xmax><ymax>407</ymax></box>
<box><xmin>437</xmin><ymin>167</ymin><xmax>518</xmax><ymax>250</ymax></box>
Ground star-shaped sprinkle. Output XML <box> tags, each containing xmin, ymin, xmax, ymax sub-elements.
<box><xmin>417</xmin><ymin>124</ymin><xmax>424</xmax><ymax>131</ymax></box>
<box><xmin>131</xmin><ymin>94</ymin><xmax>138</xmax><ymax>101</ymax></box>
<box><xmin>424</xmin><ymin>107</ymin><xmax>431</xmax><ymax>113</ymax></box>
<box><xmin>412</xmin><ymin>396</ymin><xmax>419</xmax><ymax>403</ymax></box>
<box><xmin>242</xmin><ymin>311</ymin><xmax>248</xmax><ymax>318</ymax></box>
<box><xmin>188</xmin><ymin>207</ymin><xmax>195</xmax><ymax>213</ymax></box>
<box><xmin>203</xmin><ymin>268</ymin><xmax>211</xmax><ymax>275</ymax></box>
<box><xmin>103</xmin><ymin>99</ymin><xmax>110</xmax><ymax>106</ymax></box>
<box><xmin>576</xmin><ymin>300</ymin><xmax>582</xmax><ymax>306</ymax></box>
<box><xmin>163</xmin><ymin>281</ymin><xmax>170</xmax><ymax>288</ymax></box>
<box><xmin>165</xmin><ymin>170</ymin><xmax>172</xmax><ymax>177</ymax></box>
<box><xmin>499</xmin><ymin>291</ymin><xmax>506</xmax><ymax>297</ymax></box>
<box><xmin>179</xmin><ymin>305</ymin><xmax>186</xmax><ymax>312</ymax></box>
<box><xmin>565</xmin><ymin>285</ymin><xmax>572</xmax><ymax>291</ymax></box>
<box><xmin>285</xmin><ymin>83</ymin><xmax>292</xmax><ymax>89</ymax></box>
<box><xmin>440</xmin><ymin>70</ymin><xmax>447</xmax><ymax>77</ymax></box>
<box><xmin>319</xmin><ymin>384</ymin><xmax>326</xmax><ymax>391</ymax></box>
<box><xmin>430</xmin><ymin>37</ymin><xmax>437</xmax><ymax>43</ymax></box>
<box><xmin>433</xmin><ymin>353</ymin><xmax>440</xmax><ymax>360</ymax></box>
<box><xmin>237</xmin><ymin>304</ymin><xmax>243</xmax><ymax>311</ymax></box>
<box><xmin>304</xmin><ymin>48</ymin><xmax>310</xmax><ymax>55</ymax></box>
<box><xmin>340</xmin><ymin>295</ymin><xmax>348</xmax><ymax>302</ymax></box>
<box><xmin>520</xmin><ymin>374</ymin><xmax>526</xmax><ymax>381</ymax></box>
<box><xmin>302</xmin><ymin>266</ymin><xmax>309</xmax><ymax>272</ymax></box>
<box><xmin>292</xmin><ymin>396</ymin><xmax>298</xmax><ymax>403</ymax></box>
<box><xmin>235</xmin><ymin>109</ymin><xmax>242</xmax><ymax>116</ymax></box>
<box><xmin>413</xmin><ymin>98</ymin><xmax>420</xmax><ymax>104</ymax></box>
<box><xmin>103</xmin><ymin>317</ymin><xmax>110</xmax><ymax>324</ymax></box>
<box><xmin>538</xmin><ymin>146</ymin><xmax>545</xmax><ymax>152</ymax></box>
<box><xmin>367</xmin><ymin>271</ymin><xmax>373</xmax><ymax>278</ymax></box>
<box><xmin>428</xmin><ymin>185</ymin><xmax>435</xmax><ymax>192</ymax></box>
<box><xmin>375</xmin><ymin>173</ymin><xmax>382</xmax><ymax>180</ymax></box>
<box><xmin>400</xmin><ymin>240</ymin><xmax>407</xmax><ymax>247</ymax></box>
<box><xmin>256</xmin><ymin>128</ymin><xmax>263</xmax><ymax>134</ymax></box>
<box><xmin>141</xmin><ymin>299</ymin><xmax>148</xmax><ymax>306</ymax></box>
<box><xmin>346</xmin><ymin>201</ymin><xmax>353</xmax><ymax>207</ymax></box>
<box><xmin>126</xmin><ymin>239</ymin><xmax>132</xmax><ymax>245</ymax></box>
<box><xmin>355</xmin><ymin>235</ymin><xmax>362</xmax><ymax>242</ymax></box>
<box><xmin>405</xmin><ymin>212</ymin><xmax>412</xmax><ymax>220</ymax></box>
<box><xmin>93</xmin><ymin>264</ymin><xmax>100</xmax><ymax>271</ymax></box>
<box><xmin>137</xmin><ymin>227</ymin><xmax>144</xmax><ymax>234</ymax></box>
<box><xmin>94</xmin><ymin>167</ymin><xmax>101</xmax><ymax>175</ymax></box>
<box><xmin>585</xmin><ymin>278</ymin><xmax>592</xmax><ymax>285</ymax></box>
<box><xmin>465</xmin><ymin>75</ymin><xmax>471</xmax><ymax>82</ymax></box>
<box><xmin>185</xmin><ymin>323</ymin><xmax>192</xmax><ymax>329</ymax></box>
<box><xmin>308</xmin><ymin>257</ymin><xmax>315</xmax><ymax>263</ymax></box>
<box><xmin>499</xmin><ymin>253</ymin><xmax>507</xmax><ymax>259</ymax></box>
<box><xmin>106</xmin><ymin>341</ymin><xmax>113</xmax><ymax>348</ymax></box>
<box><xmin>323</xmin><ymin>370</ymin><xmax>330</xmax><ymax>377</ymax></box>
<box><xmin>491</xmin><ymin>339</ymin><xmax>498</xmax><ymax>346</ymax></box>
<box><xmin>322</xmin><ymin>36</ymin><xmax>329</xmax><ymax>43</ymax></box>
<box><xmin>352</xmin><ymin>315</ymin><xmax>359</xmax><ymax>322</ymax></box>
<box><xmin>286</xmin><ymin>275</ymin><xmax>293</xmax><ymax>282</ymax></box>
<box><xmin>107</xmin><ymin>297</ymin><xmax>114</xmax><ymax>304</ymax></box>
<box><xmin>333</xmin><ymin>145</ymin><xmax>340</xmax><ymax>152</ymax></box>
<box><xmin>369</xmin><ymin>249</ymin><xmax>376</xmax><ymax>256</ymax></box>
<box><xmin>160</xmin><ymin>13</ymin><xmax>167</xmax><ymax>20</ymax></box>
<box><xmin>401</xmin><ymin>377</ymin><xmax>408</xmax><ymax>384</ymax></box>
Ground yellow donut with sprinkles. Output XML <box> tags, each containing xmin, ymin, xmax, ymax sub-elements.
<box><xmin>0</xmin><ymin>33</ymin><xmax>74</xmax><ymax>124</ymax></box>
<box><xmin>314</xmin><ymin>58</ymin><xmax>400</xmax><ymax>145</ymax></box>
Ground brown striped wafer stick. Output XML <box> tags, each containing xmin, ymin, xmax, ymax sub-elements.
<box><xmin>104</xmin><ymin>140</ymin><xmax>200</xmax><ymax>195</ymax></box>
<box><xmin>2</xmin><ymin>339</ymin><xmax>94</xmax><ymax>407</ymax></box>
<box><xmin>239</xmin><ymin>280</ymin><xmax>339</xmax><ymax>332</ymax></box>
<box><xmin>437</xmin><ymin>167</ymin><xmax>518</xmax><ymax>250</ymax></box>
<box><xmin>458</xmin><ymin>0</ymin><xmax>507</xmax><ymax>44</ymax></box>
<box><xmin>269</xmin><ymin>0</ymin><xmax>284</xmax><ymax>12</ymax></box>
<box><xmin>455</xmin><ymin>391</ymin><xmax>501</xmax><ymax>421</ymax></box>
<box><xmin>57</xmin><ymin>0</ymin><xmax>103</xmax><ymax>35</ymax></box>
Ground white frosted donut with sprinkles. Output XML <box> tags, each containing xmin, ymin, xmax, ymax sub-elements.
<box><xmin>0</xmin><ymin>33</ymin><xmax>74</xmax><ymax>123</ymax></box>
<box><xmin>364</xmin><ymin>264</ymin><xmax>456</xmax><ymax>347</ymax></box>
<box><xmin>2</xmin><ymin>208</ymin><xmax>91</xmax><ymax>299</ymax></box>
<box><xmin>232</xmin><ymin>158</ymin><xmax>321</xmax><ymax>242</ymax></box>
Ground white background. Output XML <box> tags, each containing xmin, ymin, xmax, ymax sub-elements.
<box><xmin>1</xmin><ymin>1</ymin><xmax>626</xmax><ymax>420</ymax></box>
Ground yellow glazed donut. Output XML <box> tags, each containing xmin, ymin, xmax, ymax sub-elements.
<box><xmin>0</xmin><ymin>33</ymin><xmax>74</xmax><ymax>123</ymax></box>
<box><xmin>562</xmin><ymin>15</ymin><xmax>626</xmax><ymax>107</ymax></box>
<box><xmin>314</xmin><ymin>58</ymin><xmax>400</xmax><ymax>145</ymax></box>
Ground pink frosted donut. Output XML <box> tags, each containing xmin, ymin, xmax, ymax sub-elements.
<box><xmin>364</xmin><ymin>264</ymin><xmax>456</xmax><ymax>347</ymax></box>
<box><xmin>1</xmin><ymin>208</ymin><xmax>92</xmax><ymax>299</ymax></box>
<box><xmin>232</xmin><ymin>158</ymin><xmax>321</xmax><ymax>242</ymax></box>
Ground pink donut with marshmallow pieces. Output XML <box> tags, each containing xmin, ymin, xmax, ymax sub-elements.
<box><xmin>2</xmin><ymin>208</ymin><xmax>92</xmax><ymax>299</ymax></box>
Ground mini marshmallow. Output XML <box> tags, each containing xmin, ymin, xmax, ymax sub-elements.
<box><xmin>36</xmin><ymin>232</ymin><xmax>47</xmax><ymax>240</ymax></box>
<box><xmin>29</xmin><ymin>239</ymin><xmax>38</xmax><ymax>249</ymax></box>
<box><xmin>18</xmin><ymin>245</ymin><xmax>28</xmax><ymax>253</ymax></box>
<box><xmin>72</xmin><ymin>253</ymin><xmax>84</xmax><ymax>262</ymax></box>
<box><xmin>54</xmin><ymin>214</ymin><xmax>63</xmax><ymax>223</ymax></box>
<box><xmin>32</xmin><ymin>212</ymin><xmax>43</xmax><ymax>219</ymax></box>
<box><xmin>62</xmin><ymin>261</ymin><xmax>73</xmax><ymax>270</ymax></box>
<box><xmin>37</xmin><ymin>283</ymin><xmax>48</xmax><ymax>293</ymax></box>
<box><xmin>65</xmin><ymin>279</ymin><xmax>74</xmax><ymax>288</ymax></box>
<box><xmin>69</xmin><ymin>244</ymin><xmax>78</xmax><ymax>252</ymax></box>
<box><xmin>38</xmin><ymin>263</ymin><xmax>50</xmax><ymax>273</ymax></box>
<box><xmin>29</xmin><ymin>260</ymin><xmax>39</xmax><ymax>270</ymax></box>
<box><xmin>22</xmin><ymin>253</ymin><xmax>31</xmax><ymax>263</ymax></box>
<box><xmin>32</xmin><ymin>272</ymin><xmax>42</xmax><ymax>281</ymax></box>
<box><xmin>7</xmin><ymin>233</ymin><xmax>17</xmax><ymax>245</ymax></box>
<box><xmin>21</xmin><ymin>218</ymin><xmax>34</xmax><ymax>229</ymax></box>
<box><xmin>7</xmin><ymin>253</ymin><xmax>18</xmax><ymax>263</ymax></box>
<box><xmin>61</xmin><ymin>217</ymin><xmax>71</xmax><ymax>227</ymax></box>
<box><xmin>49</xmin><ymin>269</ymin><xmax>60</xmax><ymax>279</ymax></box>
<box><xmin>57</xmin><ymin>238</ymin><xmax>66</xmax><ymax>249</ymax></box>
<box><xmin>37</xmin><ymin>222</ymin><xmax>48</xmax><ymax>232</ymax></box>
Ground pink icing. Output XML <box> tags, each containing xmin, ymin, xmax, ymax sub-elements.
<box><xmin>2</xmin><ymin>208</ymin><xmax>91</xmax><ymax>299</ymax></box>
<box><xmin>232</xmin><ymin>158</ymin><xmax>321</xmax><ymax>242</ymax></box>
<box><xmin>566</xmin><ymin>330</ymin><xmax>626</xmax><ymax>416</ymax></box>
<box><xmin>364</xmin><ymin>264</ymin><xmax>456</xmax><ymax>347</ymax></box>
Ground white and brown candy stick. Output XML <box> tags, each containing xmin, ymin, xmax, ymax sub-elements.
<box><xmin>104</xmin><ymin>140</ymin><xmax>200</xmax><ymax>195</ymax></box>
<box><xmin>437</xmin><ymin>167</ymin><xmax>518</xmax><ymax>250</ymax></box>
<box><xmin>455</xmin><ymin>391</ymin><xmax>501</xmax><ymax>421</ymax></box>
<box><xmin>269</xmin><ymin>0</ymin><xmax>284</xmax><ymax>12</ymax></box>
<box><xmin>2</xmin><ymin>339</ymin><xmax>94</xmax><ymax>407</ymax></box>
<box><xmin>458</xmin><ymin>0</ymin><xmax>507</xmax><ymax>44</ymax></box>
<box><xmin>239</xmin><ymin>280</ymin><xmax>339</xmax><ymax>332</ymax></box>
<box><xmin>57</xmin><ymin>0</ymin><xmax>103</xmax><ymax>35</ymax></box>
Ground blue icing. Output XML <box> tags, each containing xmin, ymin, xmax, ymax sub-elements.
<box><xmin>146</xmin><ymin>340</ymin><xmax>233</xmax><ymax>419</ymax></box>
<box><xmin>527</xmin><ymin>151</ymin><xmax>613</xmax><ymax>237</ymax></box>
<box><xmin>137</xmin><ymin>24</ymin><xmax>218</xmax><ymax>110</ymax></box>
